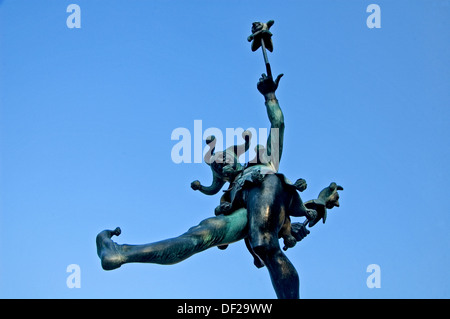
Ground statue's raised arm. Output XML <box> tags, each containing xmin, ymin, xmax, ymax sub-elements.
<box><xmin>256</xmin><ymin>73</ymin><xmax>285</xmax><ymax>171</ymax></box>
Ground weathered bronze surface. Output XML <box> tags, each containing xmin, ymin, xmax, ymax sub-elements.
<box><xmin>96</xmin><ymin>21</ymin><xmax>343</xmax><ymax>299</ymax></box>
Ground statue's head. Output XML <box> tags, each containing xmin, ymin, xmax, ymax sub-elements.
<box><xmin>210</xmin><ymin>151</ymin><xmax>242</xmax><ymax>182</ymax></box>
<box><xmin>305</xmin><ymin>182</ymin><xmax>344</xmax><ymax>227</ymax></box>
<box><xmin>251</xmin><ymin>20</ymin><xmax>274</xmax><ymax>34</ymax></box>
<box><xmin>319</xmin><ymin>182</ymin><xmax>343</xmax><ymax>209</ymax></box>
<box><xmin>204</xmin><ymin>131</ymin><xmax>252</xmax><ymax>182</ymax></box>
<box><xmin>251</xmin><ymin>22</ymin><xmax>264</xmax><ymax>34</ymax></box>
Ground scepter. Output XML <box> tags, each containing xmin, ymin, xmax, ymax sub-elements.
<box><xmin>247</xmin><ymin>20</ymin><xmax>275</xmax><ymax>78</ymax></box>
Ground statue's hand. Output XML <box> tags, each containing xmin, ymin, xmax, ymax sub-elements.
<box><xmin>214</xmin><ymin>202</ymin><xmax>233</xmax><ymax>216</ymax></box>
<box><xmin>294</xmin><ymin>178</ymin><xmax>307</xmax><ymax>192</ymax></box>
<box><xmin>257</xmin><ymin>73</ymin><xmax>283</xmax><ymax>97</ymax></box>
<box><xmin>190</xmin><ymin>180</ymin><xmax>202</xmax><ymax>191</ymax></box>
<box><xmin>305</xmin><ymin>209</ymin><xmax>318</xmax><ymax>222</ymax></box>
<box><xmin>291</xmin><ymin>222</ymin><xmax>310</xmax><ymax>242</ymax></box>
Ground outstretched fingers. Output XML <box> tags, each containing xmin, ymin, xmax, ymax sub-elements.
<box><xmin>274</xmin><ymin>73</ymin><xmax>284</xmax><ymax>87</ymax></box>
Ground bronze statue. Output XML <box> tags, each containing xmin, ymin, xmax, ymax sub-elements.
<box><xmin>96</xmin><ymin>20</ymin><xmax>343</xmax><ymax>299</ymax></box>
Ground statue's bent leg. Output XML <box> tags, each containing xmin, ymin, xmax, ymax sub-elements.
<box><xmin>246</xmin><ymin>175</ymin><xmax>300</xmax><ymax>299</ymax></box>
<box><xmin>96</xmin><ymin>208</ymin><xmax>248</xmax><ymax>270</ymax></box>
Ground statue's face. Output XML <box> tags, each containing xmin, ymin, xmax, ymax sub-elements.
<box><xmin>251</xmin><ymin>22</ymin><xmax>264</xmax><ymax>33</ymax></box>
<box><xmin>211</xmin><ymin>152</ymin><xmax>240</xmax><ymax>182</ymax></box>
<box><xmin>326</xmin><ymin>192</ymin><xmax>340</xmax><ymax>209</ymax></box>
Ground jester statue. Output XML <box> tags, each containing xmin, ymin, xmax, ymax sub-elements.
<box><xmin>96</xmin><ymin>20</ymin><xmax>343</xmax><ymax>299</ymax></box>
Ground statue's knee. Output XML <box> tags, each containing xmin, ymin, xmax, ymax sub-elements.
<box><xmin>252</xmin><ymin>242</ymin><xmax>279</xmax><ymax>260</ymax></box>
<box><xmin>199</xmin><ymin>216</ymin><xmax>227</xmax><ymax>230</ymax></box>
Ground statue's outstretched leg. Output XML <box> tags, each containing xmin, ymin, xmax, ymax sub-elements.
<box><xmin>96</xmin><ymin>208</ymin><xmax>248</xmax><ymax>270</ymax></box>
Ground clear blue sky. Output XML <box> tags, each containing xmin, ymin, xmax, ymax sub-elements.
<box><xmin>1</xmin><ymin>0</ymin><xmax>449</xmax><ymax>298</ymax></box>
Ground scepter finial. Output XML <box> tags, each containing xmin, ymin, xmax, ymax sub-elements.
<box><xmin>247</xmin><ymin>20</ymin><xmax>274</xmax><ymax>52</ymax></box>
<box><xmin>247</xmin><ymin>20</ymin><xmax>275</xmax><ymax>78</ymax></box>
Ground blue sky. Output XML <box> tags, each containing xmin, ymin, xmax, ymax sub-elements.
<box><xmin>0</xmin><ymin>0</ymin><xmax>449</xmax><ymax>298</ymax></box>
